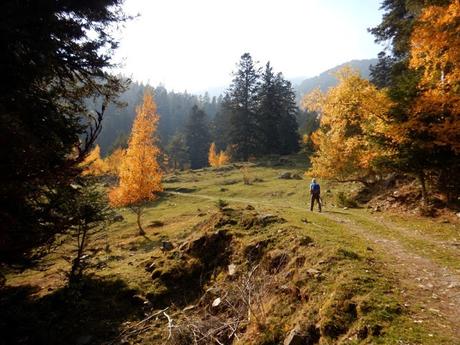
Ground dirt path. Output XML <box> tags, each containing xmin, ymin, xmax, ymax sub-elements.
<box><xmin>167</xmin><ymin>191</ymin><xmax>460</xmax><ymax>338</ymax></box>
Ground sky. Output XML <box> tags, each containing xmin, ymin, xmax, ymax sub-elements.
<box><xmin>114</xmin><ymin>0</ymin><xmax>384</xmax><ymax>94</ymax></box>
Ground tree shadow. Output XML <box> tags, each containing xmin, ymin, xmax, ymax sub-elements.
<box><xmin>0</xmin><ymin>277</ymin><xmax>145</xmax><ymax>345</ymax></box>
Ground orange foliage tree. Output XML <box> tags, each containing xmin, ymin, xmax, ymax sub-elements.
<box><xmin>81</xmin><ymin>145</ymin><xmax>108</xmax><ymax>176</ymax></box>
<box><xmin>302</xmin><ymin>67</ymin><xmax>392</xmax><ymax>185</ymax></box>
<box><xmin>407</xmin><ymin>0</ymin><xmax>460</xmax><ymax>152</ymax></box>
<box><xmin>208</xmin><ymin>142</ymin><xmax>219</xmax><ymax>167</ymax></box>
<box><xmin>109</xmin><ymin>91</ymin><xmax>163</xmax><ymax>235</ymax></box>
<box><xmin>105</xmin><ymin>148</ymin><xmax>126</xmax><ymax>175</ymax></box>
<box><xmin>208</xmin><ymin>142</ymin><xmax>231</xmax><ymax>168</ymax></box>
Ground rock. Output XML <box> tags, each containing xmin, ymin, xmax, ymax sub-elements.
<box><xmin>245</xmin><ymin>204</ymin><xmax>255</xmax><ymax>210</ymax></box>
<box><xmin>228</xmin><ymin>264</ymin><xmax>237</xmax><ymax>276</ymax></box>
<box><xmin>161</xmin><ymin>241</ymin><xmax>174</xmax><ymax>251</ymax></box>
<box><xmin>291</xmin><ymin>173</ymin><xmax>302</xmax><ymax>180</ymax></box>
<box><xmin>220</xmin><ymin>187</ymin><xmax>228</xmax><ymax>192</ymax></box>
<box><xmin>113</xmin><ymin>214</ymin><xmax>124</xmax><ymax>222</ymax></box>
<box><xmin>306</xmin><ymin>268</ymin><xmax>321</xmax><ymax>277</ymax></box>
<box><xmin>212</xmin><ymin>297</ymin><xmax>221</xmax><ymax>307</ymax></box>
<box><xmin>343</xmin><ymin>207</ymin><xmax>348</xmax><ymax>210</ymax></box>
<box><xmin>456</xmin><ymin>212</ymin><xmax>460</xmax><ymax>218</ymax></box>
<box><xmin>284</xmin><ymin>324</ymin><xmax>320</xmax><ymax>345</ymax></box>
<box><xmin>279</xmin><ymin>172</ymin><xmax>292</xmax><ymax>179</ymax></box>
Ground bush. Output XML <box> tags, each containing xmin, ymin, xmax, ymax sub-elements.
<box><xmin>336</xmin><ymin>192</ymin><xmax>358</xmax><ymax>208</ymax></box>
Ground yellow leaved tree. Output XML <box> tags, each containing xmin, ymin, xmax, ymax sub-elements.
<box><xmin>109</xmin><ymin>91</ymin><xmax>163</xmax><ymax>235</ymax></box>
<box><xmin>208</xmin><ymin>142</ymin><xmax>219</xmax><ymax>167</ymax></box>
<box><xmin>302</xmin><ymin>67</ymin><xmax>392</xmax><ymax>185</ymax></box>
<box><xmin>81</xmin><ymin>144</ymin><xmax>108</xmax><ymax>176</ymax></box>
<box><xmin>105</xmin><ymin>148</ymin><xmax>126</xmax><ymax>175</ymax></box>
<box><xmin>407</xmin><ymin>0</ymin><xmax>460</xmax><ymax>152</ymax></box>
<box><xmin>208</xmin><ymin>142</ymin><xmax>231</xmax><ymax>168</ymax></box>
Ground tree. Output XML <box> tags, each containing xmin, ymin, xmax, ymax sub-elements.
<box><xmin>224</xmin><ymin>53</ymin><xmax>261</xmax><ymax>160</ymax></box>
<box><xmin>209</xmin><ymin>142</ymin><xmax>231</xmax><ymax>168</ymax></box>
<box><xmin>369</xmin><ymin>0</ymin><xmax>459</xmax><ymax>203</ymax></box>
<box><xmin>209</xmin><ymin>142</ymin><xmax>219</xmax><ymax>167</ymax></box>
<box><xmin>303</xmin><ymin>68</ymin><xmax>392</xmax><ymax>185</ymax></box>
<box><xmin>109</xmin><ymin>91</ymin><xmax>163</xmax><ymax>235</ymax></box>
<box><xmin>105</xmin><ymin>148</ymin><xmax>126</xmax><ymax>175</ymax></box>
<box><xmin>185</xmin><ymin>105</ymin><xmax>211</xmax><ymax>169</ymax></box>
<box><xmin>166</xmin><ymin>133</ymin><xmax>189</xmax><ymax>171</ymax></box>
<box><xmin>81</xmin><ymin>145</ymin><xmax>109</xmax><ymax>176</ymax></box>
<box><xmin>0</xmin><ymin>0</ymin><xmax>128</xmax><ymax>263</ymax></box>
<box><xmin>69</xmin><ymin>179</ymin><xmax>114</xmax><ymax>284</ymax></box>
<box><xmin>258</xmin><ymin>62</ymin><xmax>299</xmax><ymax>155</ymax></box>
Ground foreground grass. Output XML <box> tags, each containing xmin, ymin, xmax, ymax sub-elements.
<box><xmin>2</xmin><ymin>156</ymin><xmax>458</xmax><ymax>344</ymax></box>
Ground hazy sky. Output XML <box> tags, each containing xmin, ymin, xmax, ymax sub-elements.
<box><xmin>114</xmin><ymin>0</ymin><xmax>384</xmax><ymax>93</ymax></box>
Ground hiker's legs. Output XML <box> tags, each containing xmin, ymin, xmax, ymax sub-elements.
<box><xmin>310</xmin><ymin>194</ymin><xmax>314</xmax><ymax>211</ymax></box>
<box><xmin>317</xmin><ymin>195</ymin><xmax>322</xmax><ymax>212</ymax></box>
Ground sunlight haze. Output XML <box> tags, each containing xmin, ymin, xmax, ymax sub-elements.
<box><xmin>115</xmin><ymin>0</ymin><xmax>384</xmax><ymax>93</ymax></box>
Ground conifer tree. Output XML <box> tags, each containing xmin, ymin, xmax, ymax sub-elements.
<box><xmin>225</xmin><ymin>53</ymin><xmax>261</xmax><ymax>160</ymax></box>
<box><xmin>109</xmin><ymin>91</ymin><xmax>163</xmax><ymax>235</ymax></box>
<box><xmin>259</xmin><ymin>63</ymin><xmax>300</xmax><ymax>155</ymax></box>
<box><xmin>166</xmin><ymin>133</ymin><xmax>189</xmax><ymax>171</ymax></box>
<box><xmin>185</xmin><ymin>105</ymin><xmax>211</xmax><ymax>169</ymax></box>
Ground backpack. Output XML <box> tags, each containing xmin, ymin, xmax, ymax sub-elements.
<box><xmin>311</xmin><ymin>183</ymin><xmax>320</xmax><ymax>194</ymax></box>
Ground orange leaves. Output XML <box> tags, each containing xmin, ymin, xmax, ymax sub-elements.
<box><xmin>208</xmin><ymin>142</ymin><xmax>231</xmax><ymax>168</ymax></box>
<box><xmin>408</xmin><ymin>0</ymin><xmax>460</xmax><ymax>153</ymax></box>
<box><xmin>80</xmin><ymin>145</ymin><xmax>108</xmax><ymax>176</ymax></box>
<box><xmin>109</xmin><ymin>91</ymin><xmax>163</xmax><ymax>208</ymax></box>
<box><xmin>302</xmin><ymin>67</ymin><xmax>392</xmax><ymax>182</ymax></box>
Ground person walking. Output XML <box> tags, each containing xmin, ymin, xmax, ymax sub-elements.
<box><xmin>310</xmin><ymin>178</ymin><xmax>321</xmax><ymax>212</ymax></box>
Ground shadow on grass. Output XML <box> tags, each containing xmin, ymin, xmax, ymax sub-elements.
<box><xmin>0</xmin><ymin>277</ymin><xmax>144</xmax><ymax>345</ymax></box>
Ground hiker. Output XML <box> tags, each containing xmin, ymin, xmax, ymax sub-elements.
<box><xmin>310</xmin><ymin>178</ymin><xmax>322</xmax><ymax>212</ymax></box>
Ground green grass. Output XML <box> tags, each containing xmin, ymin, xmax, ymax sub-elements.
<box><xmin>2</xmin><ymin>156</ymin><xmax>459</xmax><ymax>345</ymax></box>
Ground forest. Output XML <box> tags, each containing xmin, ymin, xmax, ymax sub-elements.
<box><xmin>1</xmin><ymin>0</ymin><xmax>459</xmax><ymax>345</ymax></box>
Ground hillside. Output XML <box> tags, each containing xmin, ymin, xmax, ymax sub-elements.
<box><xmin>3</xmin><ymin>157</ymin><xmax>459</xmax><ymax>345</ymax></box>
<box><xmin>295</xmin><ymin>59</ymin><xmax>378</xmax><ymax>98</ymax></box>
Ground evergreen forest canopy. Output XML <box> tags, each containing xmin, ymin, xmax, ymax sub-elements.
<box><xmin>98</xmin><ymin>53</ymin><xmax>305</xmax><ymax>169</ymax></box>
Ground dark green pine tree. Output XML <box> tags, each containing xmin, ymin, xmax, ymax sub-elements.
<box><xmin>185</xmin><ymin>105</ymin><xmax>211</xmax><ymax>169</ymax></box>
<box><xmin>166</xmin><ymin>133</ymin><xmax>189</xmax><ymax>170</ymax></box>
<box><xmin>258</xmin><ymin>62</ymin><xmax>299</xmax><ymax>155</ymax></box>
<box><xmin>0</xmin><ymin>0</ymin><xmax>127</xmax><ymax>263</ymax></box>
<box><xmin>225</xmin><ymin>53</ymin><xmax>261</xmax><ymax>160</ymax></box>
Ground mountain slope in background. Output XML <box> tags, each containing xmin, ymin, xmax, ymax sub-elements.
<box><xmin>295</xmin><ymin>58</ymin><xmax>378</xmax><ymax>98</ymax></box>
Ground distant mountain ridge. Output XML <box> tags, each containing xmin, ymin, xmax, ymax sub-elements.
<box><xmin>294</xmin><ymin>58</ymin><xmax>378</xmax><ymax>98</ymax></box>
<box><xmin>203</xmin><ymin>58</ymin><xmax>378</xmax><ymax>99</ymax></box>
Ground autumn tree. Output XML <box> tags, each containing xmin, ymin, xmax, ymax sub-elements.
<box><xmin>370</xmin><ymin>0</ymin><xmax>460</xmax><ymax>202</ymax></box>
<box><xmin>109</xmin><ymin>91</ymin><xmax>163</xmax><ymax>235</ymax></box>
<box><xmin>105</xmin><ymin>148</ymin><xmax>126</xmax><ymax>175</ymax></box>
<box><xmin>303</xmin><ymin>68</ymin><xmax>392</xmax><ymax>185</ymax></box>
<box><xmin>209</xmin><ymin>142</ymin><xmax>231</xmax><ymax>168</ymax></box>
<box><xmin>81</xmin><ymin>145</ymin><xmax>109</xmax><ymax>176</ymax></box>
<box><xmin>209</xmin><ymin>142</ymin><xmax>219</xmax><ymax>167</ymax></box>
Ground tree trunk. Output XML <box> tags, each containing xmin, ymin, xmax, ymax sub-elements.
<box><xmin>418</xmin><ymin>170</ymin><xmax>427</xmax><ymax>205</ymax></box>
<box><xmin>136</xmin><ymin>207</ymin><xmax>145</xmax><ymax>236</ymax></box>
